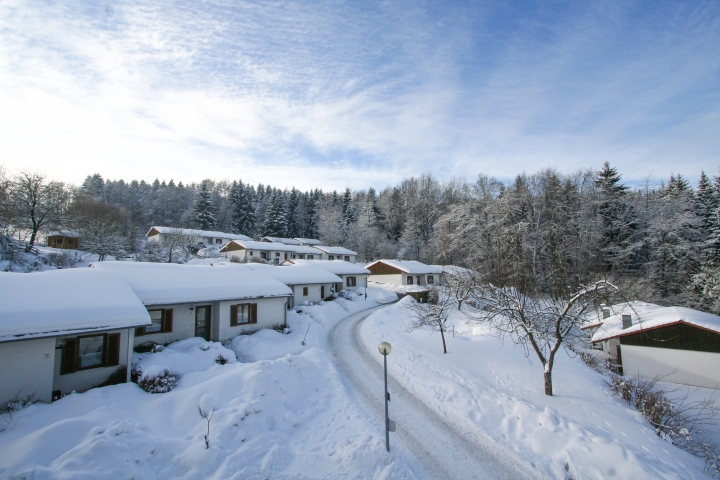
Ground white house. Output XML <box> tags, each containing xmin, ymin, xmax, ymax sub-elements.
<box><xmin>590</xmin><ymin>302</ymin><xmax>720</xmax><ymax>389</ymax></box>
<box><xmin>293</xmin><ymin>238</ymin><xmax>324</xmax><ymax>246</ymax></box>
<box><xmin>365</xmin><ymin>260</ymin><xmax>443</xmax><ymax>287</ymax></box>
<box><xmin>311</xmin><ymin>246</ymin><xmax>358</xmax><ymax>263</ymax></box>
<box><xmin>146</xmin><ymin>226</ymin><xmax>252</xmax><ymax>247</ymax></box>
<box><xmin>229</xmin><ymin>263</ymin><xmax>342</xmax><ymax>308</ymax></box>
<box><xmin>284</xmin><ymin>244</ymin><xmax>323</xmax><ymax>260</ymax></box>
<box><xmin>219</xmin><ymin>240</ymin><xmax>297</xmax><ymax>263</ymax></box>
<box><xmin>90</xmin><ymin>262</ymin><xmax>293</xmax><ymax>345</ymax></box>
<box><xmin>0</xmin><ymin>269</ymin><xmax>151</xmax><ymax>404</ymax></box>
<box><xmin>281</xmin><ymin>259</ymin><xmax>370</xmax><ymax>292</ymax></box>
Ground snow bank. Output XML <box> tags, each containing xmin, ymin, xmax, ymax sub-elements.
<box><xmin>361</xmin><ymin>300</ymin><xmax>709</xmax><ymax>479</ymax></box>
<box><xmin>135</xmin><ymin>338</ymin><xmax>237</xmax><ymax>377</ymax></box>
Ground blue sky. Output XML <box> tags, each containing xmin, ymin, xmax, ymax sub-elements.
<box><xmin>0</xmin><ymin>0</ymin><xmax>718</xmax><ymax>191</ymax></box>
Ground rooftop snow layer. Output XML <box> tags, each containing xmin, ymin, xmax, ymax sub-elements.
<box><xmin>91</xmin><ymin>261</ymin><xmax>292</xmax><ymax>305</ymax></box>
<box><xmin>147</xmin><ymin>226</ymin><xmax>251</xmax><ymax>241</ymax></box>
<box><xmin>591</xmin><ymin>302</ymin><xmax>720</xmax><ymax>342</ymax></box>
<box><xmin>0</xmin><ymin>269</ymin><xmax>150</xmax><ymax>342</ymax></box>
<box><xmin>312</xmin><ymin>246</ymin><xmax>358</xmax><ymax>255</ymax></box>
<box><xmin>261</xmin><ymin>236</ymin><xmax>301</xmax><ymax>245</ymax></box>
<box><xmin>228</xmin><ymin>263</ymin><xmax>342</xmax><ymax>285</ymax></box>
<box><xmin>293</xmin><ymin>238</ymin><xmax>323</xmax><ymax>246</ymax></box>
<box><xmin>284</xmin><ymin>259</ymin><xmax>370</xmax><ymax>275</ymax></box>
<box><xmin>46</xmin><ymin>230</ymin><xmax>80</xmax><ymax>237</ymax></box>
<box><xmin>284</xmin><ymin>245</ymin><xmax>324</xmax><ymax>255</ymax></box>
<box><xmin>221</xmin><ymin>240</ymin><xmax>296</xmax><ymax>252</ymax></box>
<box><xmin>366</xmin><ymin>259</ymin><xmax>443</xmax><ymax>274</ymax></box>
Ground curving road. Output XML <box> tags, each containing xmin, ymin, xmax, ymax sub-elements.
<box><xmin>328</xmin><ymin>305</ymin><xmax>536</xmax><ymax>480</ymax></box>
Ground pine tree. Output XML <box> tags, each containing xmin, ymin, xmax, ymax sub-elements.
<box><xmin>594</xmin><ymin>162</ymin><xmax>636</xmax><ymax>271</ymax></box>
<box><xmin>696</xmin><ymin>172</ymin><xmax>716</xmax><ymax>238</ymax></box>
<box><xmin>193</xmin><ymin>180</ymin><xmax>216</xmax><ymax>230</ymax></box>
<box><xmin>286</xmin><ymin>188</ymin><xmax>300</xmax><ymax>238</ymax></box>
<box><xmin>263</xmin><ymin>190</ymin><xmax>287</xmax><ymax>237</ymax></box>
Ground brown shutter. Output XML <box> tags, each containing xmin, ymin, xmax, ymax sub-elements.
<box><xmin>135</xmin><ymin>327</ymin><xmax>145</xmax><ymax>337</ymax></box>
<box><xmin>230</xmin><ymin>305</ymin><xmax>238</xmax><ymax>326</ymax></box>
<box><xmin>61</xmin><ymin>339</ymin><xmax>77</xmax><ymax>375</ymax></box>
<box><xmin>106</xmin><ymin>333</ymin><xmax>121</xmax><ymax>367</ymax></box>
<box><xmin>163</xmin><ymin>309</ymin><xmax>173</xmax><ymax>332</ymax></box>
<box><xmin>251</xmin><ymin>304</ymin><xmax>258</xmax><ymax>324</ymax></box>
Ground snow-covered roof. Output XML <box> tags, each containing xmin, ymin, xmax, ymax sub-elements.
<box><xmin>581</xmin><ymin>301</ymin><xmax>660</xmax><ymax>331</ymax></box>
<box><xmin>284</xmin><ymin>245</ymin><xmax>322</xmax><ymax>255</ymax></box>
<box><xmin>437</xmin><ymin>265</ymin><xmax>474</xmax><ymax>276</ymax></box>
<box><xmin>147</xmin><ymin>226</ymin><xmax>251</xmax><ymax>241</ymax></box>
<box><xmin>230</xmin><ymin>263</ymin><xmax>342</xmax><ymax>285</ymax></box>
<box><xmin>0</xmin><ymin>269</ymin><xmax>150</xmax><ymax>342</ymax></box>
<box><xmin>293</xmin><ymin>238</ymin><xmax>323</xmax><ymax>246</ymax></box>
<box><xmin>366</xmin><ymin>260</ymin><xmax>443</xmax><ymax>274</ymax></box>
<box><xmin>91</xmin><ymin>261</ymin><xmax>292</xmax><ymax>305</ymax></box>
<box><xmin>591</xmin><ymin>302</ymin><xmax>720</xmax><ymax>343</ymax></box>
<box><xmin>283</xmin><ymin>259</ymin><xmax>370</xmax><ymax>275</ymax></box>
<box><xmin>312</xmin><ymin>246</ymin><xmax>358</xmax><ymax>256</ymax></box>
<box><xmin>46</xmin><ymin>230</ymin><xmax>80</xmax><ymax>238</ymax></box>
<box><xmin>220</xmin><ymin>240</ymin><xmax>296</xmax><ymax>252</ymax></box>
<box><xmin>261</xmin><ymin>237</ymin><xmax>301</xmax><ymax>245</ymax></box>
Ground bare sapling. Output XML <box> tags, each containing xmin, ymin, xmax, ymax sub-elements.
<box><xmin>198</xmin><ymin>395</ymin><xmax>216</xmax><ymax>449</ymax></box>
<box><xmin>404</xmin><ymin>286</ymin><xmax>455</xmax><ymax>354</ymax></box>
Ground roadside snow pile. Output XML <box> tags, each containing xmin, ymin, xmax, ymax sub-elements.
<box><xmin>0</xmin><ymin>292</ymin><xmax>412</xmax><ymax>479</ymax></box>
<box><xmin>361</xmin><ymin>298</ymin><xmax>710</xmax><ymax>479</ymax></box>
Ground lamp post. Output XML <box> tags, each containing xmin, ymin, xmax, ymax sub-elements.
<box><xmin>378</xmin><ymin>342</ymin><xmax>395</xmax><ymax>452</ymax></box>
<box><xmin>364</xmin><ymin>275</ymin><xmax>368</xmax><ymax>301</ymax></box>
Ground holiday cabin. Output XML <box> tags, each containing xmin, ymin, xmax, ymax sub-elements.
<box><xmin>365</xmin><ymin>260</ymin><xmax>443</xmax><ymax>287</ymax></box>
<box><xmin>46</xmin><ymin>230</ymin><xmax>80</xmax><ymax>250</ymax></box>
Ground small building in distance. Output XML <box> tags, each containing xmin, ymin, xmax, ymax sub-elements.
<box><xmin>146</xmin><ymin>226</ymin><xmax>251</xmax><ymax>248</ymax></box>
<box><xmin>281</xmin><ymin>259</ymin><xmax>370</xmax><ymax>292</ymax></box>
<box><xmin>260</xmin><ymin>237</ymin><xmax>301</xmax><ymax>246</ymax></box>
<box><xmin>219</xmin><ymin>240</ymin><xmax>300</xmax><ymax>263</ymax></box>
<box><xmin>311</xmin><ymin>246</ymin><xmax>358</xmax><ymax>263</ymax></box>
<box><xmin>293</xmin><ymin>238</ymin><xmax>324</xmax><ymax>247</ymax></box>
<box><xmin>46</xmin><ymin>230</ymin><xmax>80</xmax><ymax>249</ymax></box>
<box><xmin>590</xmin><ymin>302</ymin><xmax>720</xmax><ymax>389</ymax></box>
<box><xmin>366</xmin><ymin>260</ymin><xmax>443</xmax><ymax>287</ymax></box>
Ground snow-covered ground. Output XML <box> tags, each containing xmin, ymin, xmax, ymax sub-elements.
<box><xmin>361</xmin><ymin>297</ymin><xmax>713</xmax><ymax>479</ymax></box>
<box><xmin>0</xmin><ymin>289</ymin><xmax>409</xmax><ymax>479</ymax></box>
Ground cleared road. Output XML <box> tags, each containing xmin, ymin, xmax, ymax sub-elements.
<box><xmin>328</xmin><ymin>305</ymin><xmax>537</xmax><ymax>480</ymax></box>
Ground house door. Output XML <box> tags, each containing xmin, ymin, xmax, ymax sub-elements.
<box><xmin>195</xmin><ymin>305</ymin><xmax>211</xmax><ymax>341</ymax></box>
<box><xmin>416</xmin><ymin>276</ymin><xmax>421</xmax><ymax>285</ymax></box>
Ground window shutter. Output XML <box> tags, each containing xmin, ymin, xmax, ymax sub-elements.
<box><xmin>61</xmin><ymin>339</ymin><xmax>77</xmax><ymax>375</ymax></box>
<box><xmin>230</xmin><ymin>305</ymin><xmax>238</xmax><ymax>327</ymax></box>
<box><xmin>163</xmin><ymin>309</ymin><xmax>174</xmax><ymax>332</ymax></box>
<box><xmin>251</xmin><ymin>304</ymin><xmax>258</xmax><ymax>323</ymax></box>
<box><xmin>106</xmin><ymin>333</ymin><xmax>121</xmax><ymax>367</ymax></box>
<box><xmin>135</xmin><ymin>327</ymin><xmax>145</xmax><ymax>337</ymax></box>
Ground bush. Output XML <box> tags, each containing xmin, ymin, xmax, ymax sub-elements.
<box><xmin>0</xmin><ymin>394</ymin><xmax>35</xmax><ymax>415</ymax></box>
<box><xmin>138</xmin><ymin>369</ymin><xmax>182</xmax><ymax>393</ymax></box>
<box><xmin>215</xmin><ymin>354</ymin><xmax>229</xmax><ymax>365</ymax></box>
<box><xmin>46</xmin><ymin>251</ymin><xmax>80</xmax><ymax>269</ymax></box>
<box><xmin>271</xmin><ymin>323</ymin><xmax>291</xmax><ymax>334</ymax></box>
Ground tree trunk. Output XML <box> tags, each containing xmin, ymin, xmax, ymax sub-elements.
<box><xmin>544</xmin><ymin>368</ymin><xmax>553</xmax><ymax>396</ymax></box>
<box><xmin>439</xmin><ymin>323</ymin><xmax>447</xmax><ymax>354</ymax></box>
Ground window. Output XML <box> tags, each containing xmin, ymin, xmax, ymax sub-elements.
<box><xmin>346</xmin><ymin>276</ymin><xmax>356</xmax><ymax>287</ymax></box>
<box><xmin>329</xmin><ymin>255</ymin><xmax>335</xmax><ymax>260</ymax></box>
<box><xmin>299</xmin><ymin>255</ymin><xmax>304</xmax><ymax>259</ymax></box>
<box><xmin>275</xmin><ymin>252</ymin><xmax>280</xmax><ymax>257</ymax></box>
<box><xmin>136</xmin><ymin>309</ymin><xmax>173</xmax><ymax>336</ymax></box>
<box><xmin>68</xmin><ymin>239</ymin><xmax>75</xmax><ymax>244</ymax></box>
<box><xmin>292</xmin><ymin>254</ymin><xmax>296</xmax><ymax>259</ymax></box>
<box><xmin>427</xmin><ymin>275</ymin><xmax>434</xmax><ymax>284</ymax></box>
<box><xmin>231</xmin><ymin>303</ymin><xmax>257</xmax><ymax>326</ymax></box>
<box><xmin>321</xmin><ymin>286</ymin><xmax>325</xmax><ymax>298</ymax></box>
<box><xmin>61</xmin><ymin>333</ymin><xmax>120</xmax><ymax>374</ymax></box>
<box><xmin>249</xmin><ymin>251</ymin><xmax>254</xmax><ymax>255</ymax></box>
<box><xmin>261</xmin><ymin>252</ymin><xmax>268</xmax><ymax>259</ymax></box>
<box><xmin>344</xmin><ymin>256</ymin><xmax>349</xmax><ymax>261</ymax></box>
<box><xmin>303</xmin><ymin>287</ymin><xmax>309</xmax><ymax>296</ymax></box>
<box><xmin>215</xmin><ymin>239</ymin><xmax>222</xmax><ymax>244</ymax></box>
<box><xmin>308</xmin><ymin>255</ymin><xmax>314</xmax><ymax>259</ymax></box>
<box><xmin>407</xmin><ymin>276</ymin><xmax>414</xmax><ymax>285</ymax></box>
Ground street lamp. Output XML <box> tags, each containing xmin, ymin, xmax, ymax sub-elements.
<box><xmin>364</xmin><ymin>274</ymin><xmax>368</xmax><ymax>301</ymax></box>
<box><xmin>378</xmin><ymin>342</ymin><xmax>395</xmax><ymax>452</ymax></box>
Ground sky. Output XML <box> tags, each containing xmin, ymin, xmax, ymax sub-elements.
<box><xmin>0</xmin><ymin>0</ymin><xmax>718</xmax><ymax>191</ymax></box>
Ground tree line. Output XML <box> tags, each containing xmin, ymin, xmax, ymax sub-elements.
<box><xmin>1</xmin><ymin>163</ymin><xmax>719</xmax><ymax>314</ymax></box>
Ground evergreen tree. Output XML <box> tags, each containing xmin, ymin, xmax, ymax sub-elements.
<box><xmin>263</xmin><ymin>190</ymin><xmax>287</xmax><ymax>237</ymax></box>
<box><xmin>696</xmin><ymin>171</ymin><xmax>717</xmax><ymax>237</ymax></box>
<box><xmin>286</xmin><ymin>188</ymin><xmax>300</xmax><ymax>238</ymax></box>
<box><xmin>193</xmin><ymin>180</ymin><xmax>216</xmax><ymax>230</ymax></box>
<box><xmin>594</xmin><ymin>162</ymin><xmax>636</xmax><ymax>271</ymax></box>
<box><xmin>80</xmin><ymin>174</ymin><xmax>105</xmax><ymax>199</ymax></box>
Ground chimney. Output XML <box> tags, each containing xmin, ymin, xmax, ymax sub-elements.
<box><xmin>622</xmin><ymin>314</ymin><xmax>632</xmax><ymax>329</ymax></box>
<box><xmin>602</xmin><ymin>307</ymin><xmax>611</xmax><ymax>319</ymax></box>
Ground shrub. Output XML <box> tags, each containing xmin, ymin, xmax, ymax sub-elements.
<box><xmin>138</xmin><ymin>369</ymin><xmax>182</xmax><ymax>393</ymax></box>
<box><xmin>46</xmin><ymin>251</ymin><xmax>79</xmax><ymax>269</ymax></box>
<box><xmin>215</xmin><ymin>354</ymin><xmax>229</xmax><ymax>365</ymax></box>
<box><xmin>271</xmin><ymin>323</ymin><xmax>290</xmax><ymax>334</ymax></box>
<box><xmin>0</xmin><ymin>394</ymin><xmax>35</xmax><ymax>415</ymax></box>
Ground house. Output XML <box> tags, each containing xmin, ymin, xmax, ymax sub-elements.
<box><xmin>281</xmin><ymin>259</ymin><xmax>370</xmax><ymax>292</ymax></box>
<box><xmin>46</xmin><ymin>230</ymin><xmax>80</xmax><ymax>250</ymax></box>
<box><xmin>0</xmin><ymin>269</ymin><xmax>151</xmax><ymax>404</ymax></box>
<box><xmin>590</xmin><ymin>302</ymin><xmax>720</xmax><ymax>389</ymax></box>
<box><xmin>311</xmin><ymin>246</ymin><xmax>358</xmax><ymax>263</ymax></box>
<box><xmin>146</xmin><ymin>226</ymin><xmax>252</xmax><ymax>247</ymax></box>
<box><xmin>366</xmin><ymin>260</ymin><xmax>443</xmax><ymax>287</ymax></box>
<box><xmin>260</xmin><ymin>237</ymin><xmax>301</xmax><ymax>245</ymax></box>
<box><xmin>219</xmin><ymin>240</ymin><xmax>298</xmax><ymax>263</ymax></box>
<box><xmin>90</xmin><ymin>262</ymin><xmax>293</xmax><ymax>346</ymax></box>
<box><xmin>230</xmin><ymin>263</ymin><xmax>342</xmax><ymax>308</ymax></box>
<box><xmin>284</xmin><ymin>244</ymin><xmax>323</xmax><ymax>260</ymax></box>
<box><xmin>293</xmin><ymin>238</ymin><xmax>324</xmax><ymax>247</ymax></box>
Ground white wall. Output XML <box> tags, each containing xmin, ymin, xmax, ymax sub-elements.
<box><xmin>368</xmin><ymin>273</ymin><xmax>404</xmax><ymax>286</ymax></box>
<box><xmin>218</xmin><ymin>297</ymin><xmax>288</xmax><ymax>340</ymax></box>
<box><xmin>289</xmin><ymin>284</ymin><xmax>331</xmax><ymax>307</ymax></box>
<box><xmin>621</xmin><ymin>345</ymin><xmax>720</xmax><ymax>389</ymax></box>
<box><xmin>0</xmin><ymin>338</ymin><xmax>55</xmax><ymax>404</ymax></box>
<box><xmin>340</xmin><ymin>274</ymin><xmax>362</xmax><ymax>291</ymax></box>
<box><xmin>53</xmin><ymin>328</ymin><xmax>132</xmax><ymax>395</ymax></box>
<box><xmin>134</xmin><ymin>303</ymin><xmax>196</xmax><ymax>346</ymax></box>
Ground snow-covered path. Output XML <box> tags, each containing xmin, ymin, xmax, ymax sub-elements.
<box><xmin>328</xmin><ymin>306</ymin><xmax>534</xmax><ymax>480</ymax></box>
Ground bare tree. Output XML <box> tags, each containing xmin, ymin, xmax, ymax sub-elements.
<box><xmin>67</xmin><ymin>196</ymin><xmax>130</xmax><ymax>261</ymax></box>
<box><xmin>404</xmin><ymin>286</ymin><xmax>456</xmax><ymax>354</ymax></box>
<box><xmin>8</xmin><ymin>172</ymin><xmax>69</xmax><ymax>247</ymax></box>
<box><xmin>464</xmin><ymin>279</ymin><xmax>617</xmax><ymax>396</ymax></box>
<box><xmin>159</xmin><ymin>228</ymin><xmax>195</xmax><ymax>263</ymax></box>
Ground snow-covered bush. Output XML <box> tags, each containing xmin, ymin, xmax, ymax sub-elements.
<box><xmin>0</xmin><ymin>394</ymin><xmax>35</xmax><ymax>415</ymax></box>
<box><xmin>215</xmin><ymin>354</ymin><xmax>230</xmax><ymax>365</ymax></box>
<box><xmin>138</xmin><ymin>368</ymin><xmax>182</xmax><ymax>394</ymax></box>
<box><xmin>46</xmin><ymin>251</ymin><xmax>80</xmax><ymax>269</ymax></box>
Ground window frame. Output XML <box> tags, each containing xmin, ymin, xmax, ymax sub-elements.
<box><xmin>427</xmin><ymin>275</ymin><xmax>434</xmax><ymax>284</ymax></box>
<box><xmin>303</xmin><ymin>286</ymin><xmax>309</xmax><ymax>296</ymax></box>
<box><xmin>136</xmin><ymin>309</ymin><xmax>173</xmax><ymax>336</ymax></box>
<box><xmin>230</xmin><ymin>303</ymin><xmax>258</xmax><ymax>326</ymax></box>
<box><xmin>407</xmin><ymin>275</ymin><xmax>414</xmax><ymax>285</ymax></box>
<box><xmin>75</xmin><ymin>333</ymin><xmax>107</xmax><ymax>371</ymax></box>
<box><xmin>346</xmin><ymin>276</ymin><xmax>356</xmax><ymax>287</ymax></box>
